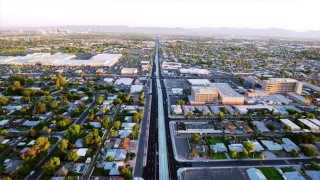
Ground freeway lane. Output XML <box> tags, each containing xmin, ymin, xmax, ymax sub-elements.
<box><xmin>142</xmin><ymin>39</ymin><xmax>159</xmax><ymax>180</ymax></box>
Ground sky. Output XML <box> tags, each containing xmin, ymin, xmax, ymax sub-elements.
<box><xmin>0</xmin><ymin>0</ymin><xmax>319</xmax><ymax>32</ymax></box>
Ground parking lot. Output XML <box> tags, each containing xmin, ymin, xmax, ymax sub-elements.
<box><xmin>181</xmin><ymin>168</ymin><xmax>245</xmax><ymax>180</ymax></box>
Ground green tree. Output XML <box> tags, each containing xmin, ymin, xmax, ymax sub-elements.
<box><xmin>34</xmin><ymin>137</ymin><xmax>50</xmax><ymax>153</ymax></box>
<box><xmin>58</xmin><ymin>139</ymin><xmax>69</xmax><ymax>153</ymax></box>
<box><xmin>64</xmin><ymin>124</ymin><xmax>84</xmax><ymax>142</ymax></box>
<box><xmin>0</xmin><ymin>97</ymin><xmax>9</xmax><ymax>106</ymax></box>
<box><xmin>36</xmin><ymin>102</ymin><xmax>47</xmax><ymax>114</ymax></box>
<box><xmin>218</xmin><ymin>112</ymin><xmax>224</xmax><ymax>122</ymax></box>
<box><xmin>42</xmin><ymin>157</ymin><xmax>60</xmax><ymax>175</ymax></box>
<box><xmin>190</xmin><ymin>133</ymin><xmax>200</xmax><ymax>144</ymax></box>
<box><xmin>96</xmin><ymin>97</ymin><xmax>104</xmax><ymax>105</ymax></box>
<box><xmin>310</xmin><ymin>161</ymin><xmax>320</xmax><ymax>170</ymax></box>
<box><xmin>84</xmin><ymin>129</ymin><xmax>102</xmax><ymax>149</ymax></box>
<box><xmin>190</xmin><ymin>148</ymin><xmax>197</xmax><ymax>158</ymax></box>
<box><xmin>290</xmin><ymin>149</ymin><xmax>299</xmax><ymax>157</ymax></box>
<box><xmin>113</xmin><ymin>121</ymin><xmax>121</xmax><ymax>131</ymax></box>
<box><xmin>243</xmin><ymin>148</ymin><xmax>249</xmax><ymax>157</ymax></box>
<box><xmin>66</xmin><ymin>150</ymin><xmax>79</xmax><ymax>162</ymax></box>
<box><xmin>28</xmin><ymin>128</ymin><xmax>38</xmax><ymax>138</ymax></box>
<box><xmin>230</xmin><ymin>150</ymin><xmax>238</xmax><ymax>159</ymax></box>
<box><xmin>102</xmin><ymin>118</ymin><xmax>110</xmax><ymax>129</ymax></box>
<box><xmin>107</xmin><ymin>156</ymin><xmax>114</xmax><ymax>162</ymax></box>
<box><xmin>243</xmin><ymin>141</ymin><xmax>255</xmax><ymax>157</ymax></box>
<box><xmin>0</xmin><ymin>129</ymin><xmax>8</xmax><ymax>136</ymax></box>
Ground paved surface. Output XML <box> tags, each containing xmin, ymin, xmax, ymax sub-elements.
<box><xmin>181</xmin><ymin>168</ymin><xmax>245</xmax><ymax>180</ymax></box>
<box><xmin>142</xmin><ymin>38</ymin><xmax>160</xmax><ymax>180</ymax></box>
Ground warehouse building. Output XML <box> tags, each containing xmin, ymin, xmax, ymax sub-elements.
<box><xmin>262</xmin><ymin>78</ymin><xmax>303</xmax><ymax>95</ymax></box>
<box><xmin>211</xmin><ymin>83</ymin><xmax>244</xmax><ymax>105</ymax></box>
<box><xmin>121</xmin><ymin>68</ymin><xmax>138</xmax><ymax>75</ymax></box>
<box><xmin>298</xmin><ymin>119</ymin><xmax>320</xmax><ymax>131</ymax></box>
<box><xmin>187</xmin><ymin>79</ymin><xmax>211</xmax><ymax>86</ymax></box>
<box><xmin>280</xmin><ymin>119</ymin><xmax>301</xmax><ymax>131</ymax></box>
<box><xmin>243</xmin><ymin>76</ymin><xmax>262</xmax><ymax>89</ymax></box>
<box><xmin>287</xmin><ymin>92</ymin><xmax>311</xmax><ymax>105</ymax></box>
<box><xmin>162</xmin><ymin>61</ymin><xmax>182</xmax><ymax>70</ymax></box>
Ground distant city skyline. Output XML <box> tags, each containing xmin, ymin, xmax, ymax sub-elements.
<box><xmin>1</xmin><ymin>0</ymin><xmax>319</xmax><ymax>32</ymax></box>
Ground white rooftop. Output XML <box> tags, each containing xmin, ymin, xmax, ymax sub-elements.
<box><xmin>188</xmin><ymin>79</ymin><xmax>211</xmax><ymax>86</ymax></box>
<box><xmin>246</xmin><ymin>168</ymin><xmax>267</xmax><ymax>180</ymax></box>
<box><xmin>115</xmin><ymin>78</ymin><xmax>133</xmax><ymax>85</ymax></box>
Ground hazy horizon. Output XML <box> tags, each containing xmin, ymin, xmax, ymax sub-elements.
<box><xmin>1</xmin><ymin>0</ymin><xmax>319</xmax><ymax>32</ymax></box>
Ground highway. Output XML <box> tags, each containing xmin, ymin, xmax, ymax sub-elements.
<box><xmin>142</xmin><ymin>38</ymin><xmax>160</xmax><ymax>180</ymax></box>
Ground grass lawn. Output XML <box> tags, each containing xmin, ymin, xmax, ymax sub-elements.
<box><xmin>49</xmin><ymin>137</ymin><xmax>59</xmax><ymax>144</ymax></box>
<box><xmin>280</xmin><ymin>167</ymin><xmax>295</xmax><ymax>173</ymax></box>
<box><xmin>259</xmin><ymin>167</ymin><xmax>284</xmax><ymax>180</ymax></box>
<box><xmin>215</xmin><ymin>153</ymin><xmax>227</xmax><ymax>159</ymax></box>
<box><xmin>205</xmin><ymin>137</ymin><xmax>222</xmax><ymax>145</ymax></box>
<box><xmin>16</xmin><ymin>126</ymin><xmax>28</xmax><ymax>131</ymax></box>
<box><xmin>92</xmin><ymin>167</ymin><xmax>108</xmax><ymax>176</ymax></box>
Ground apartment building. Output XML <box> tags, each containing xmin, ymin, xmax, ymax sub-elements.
<box><xmin>262</xmin><ymin>78</ymin><xmax>303</xmax><ymax>95</ymax></box>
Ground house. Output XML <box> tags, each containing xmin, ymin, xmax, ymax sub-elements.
<box><xmin>3</xmin><ymin>160</ymin><xmax>24</xmax><ymax>174</ymax></box>
<box><xmin>54</xmin><ymin>166</ymin><xmax>69</xmax><ymax>176</ymax></box>
<box><xmin>124</xmin><ymin>116</ymin><xmax>132</xmax><ymax>122</ymax></box>
<box><xmin>105</xmin><ymin>149</ymin><xmax>127</xmax><ymax>161</ymax></box>
<box><xmin>121</xmin><ymin>123</ymin><xmax>136</xmax><ymax>130</ymax></box>
<box><xmin>210</xmin><ymin>143</ymin><xmax>227</xmax><ymax>152</ymax></box>
<box><xmin>261</xmin><ymin>140</ymin><xmax>283</xmax><ymax>151</ymax></box>
<box><xmin>283</xmin><ymin>171</ymin><xmax>305</xmax><ymax>180</ymax></box>
<box><xmin>237</xmin><ymin>121</ymin><xmax>254</xmax><ymax>133</ymax></box>
<box><xmin>118</xmin><ymin>130</ymin><xmax>132</xmax><ymax>138</ymax></box>
<box><xmin>223</xmin><ymin>121</ymin><xmax>236</xmax><ymax>133</ymax></box>
<box><xmin>75</xmin><ymin>138</ymin><xmax>84</xmax><ymax>148</ymax></box>
<box><xmin>89</xmin><ymin>122</ymin><xmax>101</xmax><ymax>128</ymax></box>
<box><xmin>76</xmin><ymin>148</ymin><xmax>88</xmax><ymax>157</ymax></box>
<box><xmin>103</xmin><ymin>162</ymin><xmax>125</xmax><ymax>175</ymax></box>
<box><xmin>228</xmin><ymin>144</ymin><xmax>244</xmax><ymax>152</ymax></box>
<box><xmin>22</xmin><ymin>120</ymin><xmax>40</xmax><ymax>127</ymax></box>
<box><xmin>281</xmin><ymin>138</ymin><xmax>300</xmax><ymax>152</ymax></box>
<box><xmin>246</xmin><ymin>168</ymin><xmax>267</xmax><ymax>180</ymax></box>
<box><xmin>119</xmin><ymin>138</ymin><xmax>130</xmax><ymax>150</ymax></box>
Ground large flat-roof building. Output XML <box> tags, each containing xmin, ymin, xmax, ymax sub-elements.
<box><xmin>280</xmin><ymin>119</ymin><xmax>301</xmax><ymax>131</ymax></box>
<box><xmin>243</xmin><ymin>76</ymin><xmax>262</xmax><ymax>89</ymax></box>
<box><xmin>262</xmin><ymin>78</ymin><xmax>303</xmax><ymax>95</ymax></box>
<box><xmin>188</xmin><ymin>79</ymin><xmax>211</xmax><ymax>86</ymax></box>
<box><xmin>211</xmin><ymin>83</ymin><xmax>244</xmax><ymax>105</ymax></box>
<box><xmin>298</xmin><ymin>119</ymin><xmax>320</xmax><ymax>131</ymax></box>
<box><xmin>287</xmin><ymin>92</ymin><xmax>311</xmax><ymax>105</ymax></box>
<box><xmin>162</xmin><ymin>61</ymin><xmax>182</xmax><ymax>70</ymax></box>
<box><xmin>121</xmin><ymin>68</ymin><xmax>138</xmax><ymax>75</ymax></box>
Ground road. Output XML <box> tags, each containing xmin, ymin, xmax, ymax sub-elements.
<box><xmin>142</xmin><ymin>38</ymin><xmax>160</xmax><ymax>180</ymax></box>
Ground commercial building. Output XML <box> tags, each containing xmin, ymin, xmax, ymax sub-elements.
<box><xmin>234</xmin><ymin>105</ymin><xmax>279</xmax><ymax>115</ymax></box>
<box><xmin>287</xmin><ymin>92</ymin><xmax>311</xmax><ymax>105</ymax></box>
<box><xmin>130</xmin><ymin>85</ymin><xmax>144</xmax><ymax>93</ymax></box>
<box><xmin>191</xmin><ymin>86</ymin><xmax>218</xmax><ymax>104</ymax></box>
<box><xmin>309</xmin><ymin>119</ymin><xmax>320</xmax><ymax>127</ymax></box>
<box><xmin>298</xmin><ymin>119</ymin><xmax>320</xmax><ymax>130</ymax></box>
<box><xmin>121</xmin><ymin>68</ymin><xmax>138</xmax><ymax>75</ymax></box>
<box><xmin>171</xmin><ymin>105</ymin><xmax>183</xmax><ymax>115</ymax></box>
<box><xmin>211</xmin><ymin>83</ymin><xmax>244</xmax><ymax>105</ymax></box>
<box><xmin>280</xmin><ymin>119</ymin><xmax>301</xmax><ymax>131</ymax></box>
<box><xmin>89</xmin><ymin>54</ymin><xmax>122</xmax><ymax>67</ymax></box>
<box><xmin>244</xmin><ymin>89</ymin><xmax>269</xmax><ymax>97</ymax></box>
<box><xmin>179</xmin><ymin>68</ymin><xmax>210</xmax><ymax>75</ymax></box>
<box><xmin>162</xmin><ymin>61</ymin><xmax>182</xmax><ymax>70</ymax></box>
<box><xmin>243</xmin><ymin>76</ymin><xmax>262</xmax><ymax>89</ymax></box>
<box><xmin>262</xmin><ymin>78</ymin><xmax>303</xmax><ymax>95</ymax></box>
<box><xmin>188</xmin><ymin>79</ymin><xmax>211</xmax><ymax>86</ymax></box>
